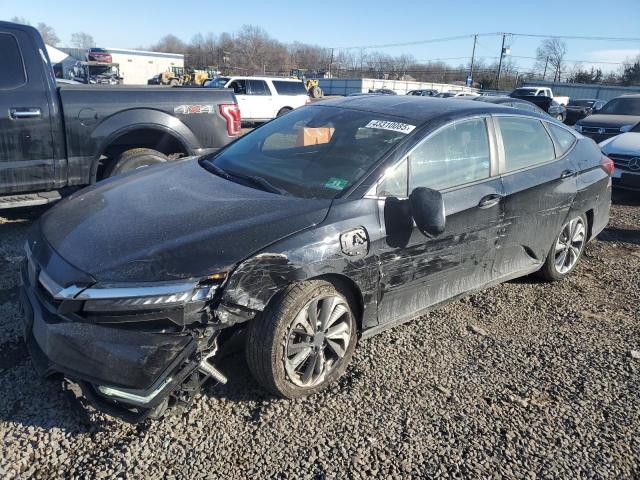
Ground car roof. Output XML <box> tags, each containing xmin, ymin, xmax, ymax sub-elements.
<box><xmin>315</xmin><ymin>95</ymin><xmax>527</xmax><ymax>123</ymax></box>
<box><xmin>229</xmin><ymin>76</ymin><xmax>302</xmax><ymax>82</ymax></box>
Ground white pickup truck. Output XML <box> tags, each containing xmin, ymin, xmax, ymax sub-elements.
<box><xmin>510</xmin><ymin>86</ymin><xmax>570</xmax><ymax>106</ymax></box>
<box><xmin>205</xmin><ymin>76</ymin><xmax>309</xmax><ymax>123</ymax></box>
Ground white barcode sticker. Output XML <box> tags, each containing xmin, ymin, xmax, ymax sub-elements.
<box><xmin>365</xmin><ymin>120</ymin><xmax>416</xmax><ymax>134</ymax></box>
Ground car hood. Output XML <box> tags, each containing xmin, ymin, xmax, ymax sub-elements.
<box><xmin>600</xmin><ymin>132</ymin><xmax>640</xmax><ymax>156</ymax></box>
<box><xmin>39</xmin><ymin>159</ymin><xmax>332</xmax><ymax>283</ymax></box>
<box><xmin>576</xmin><ymin>114</ymin><xmax>640</xmax><ymax>128</ymax></box>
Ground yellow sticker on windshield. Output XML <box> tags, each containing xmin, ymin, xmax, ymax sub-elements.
<box><xmin>365</xmin><ymin>120</ymin><xmax>416</xmax><ymax>134</ymax></box>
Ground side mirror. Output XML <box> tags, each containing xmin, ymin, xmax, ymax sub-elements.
<box><xmin>409</xmin><ymin>187</ymin><xmax>445</xmax><ymax>237</ymax></box>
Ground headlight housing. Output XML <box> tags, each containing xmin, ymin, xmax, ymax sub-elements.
<box><xmin>620</xmin><ymin>124</ymin><xmax>634</xmax><ymax>133</ymax></box>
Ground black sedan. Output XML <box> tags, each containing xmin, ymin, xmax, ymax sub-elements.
<box><xmin>565</xmin><ymin>99</ymin><xmax>606</xmax><ymax>125</ymax></box>
<box><xmin>20</xmin><ymin>96</ymin><xmax>612</xmax><ymax>422</ymax></box>
<box><xmin>472</xmin><ymin>95</ymin><xmax>549</xmax><ymax>115</ymax></box>
<box><xmin>575</xmin><ymin>94</ymin><xmax>640</xmax><ymax>143</ymax></box>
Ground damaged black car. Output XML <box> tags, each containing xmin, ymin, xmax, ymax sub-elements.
<box><xmin>19</xmin><ymin>96</ymin><xmax>612</xmax><ymax>422</ymax></box>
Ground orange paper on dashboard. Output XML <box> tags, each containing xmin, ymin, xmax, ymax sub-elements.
<box><xmin>297</xmin><ymin>127</ymin><xmax>335</xmax><ymax>146</ymax></box>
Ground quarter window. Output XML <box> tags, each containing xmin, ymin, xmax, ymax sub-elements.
<box><xmin>409</xmin><ymin>118</ymin><xmax>491</xmax><ymax>191</ymax></box>
<box><xmin>0</xmin><ymin>33</ymin><xmax>26</xmax><ymax>89</ymax></box>
<box><xmin>228</xmin><ymin>79</ymin><xmax>247</xmax><ymax>95</ymax></box>
<box><xmin>547</xmin><ymin>123</ymin><xmax>576</xmax><ymax>157</ymax></box>
<box><xmin>497</xmin><ymin>117</ymin><xmax>555</xmax><ymax>172</ymax></box>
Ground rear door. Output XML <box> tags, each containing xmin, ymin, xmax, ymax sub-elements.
<box><xmin>0</xmin><ymin>27</ymin><xmax>56</xmax><ymax>194</ymax></box>
<box><xmin>375</xmin><ymin>116</ymin><xmax>506</xmax><ymax>325</ymax></box>
<box><xmin>247</xmin><ymin>79</ymin><xmax>274</xmax><ymax>120</ymax></box>
<box><xmin>494</xmin><ymin>115</ymin><xmax>579</xmax><ymax>276</ymax></box>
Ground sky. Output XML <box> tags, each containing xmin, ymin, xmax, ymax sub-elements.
<box><xmin>3</xmin><ymin>0</ymin><xmax>640</xmax><ymax>73</ymax></box>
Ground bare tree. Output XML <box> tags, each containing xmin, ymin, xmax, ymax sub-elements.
<box><xmin>71</xmin><ymin>32</ymin><xmax>95</xmax><ymax>49</ymax></box>
<box><xmin>37</xmin><ymin>22</ymin><xmax>60</xmax><ymax>46</ymax></box>
<box><xmin>536</xmin><ymin>38</ymin><xmax>568</xmax><ymax>81</ymax></box>
<box><xmin>10</xmin><ymin>16</ymin><xmax>30</xmax><ymax>25</ymax></box>
<box><xmin>151</xmin><ymin>34</ymin><xmax>187</xmax><ymax>54</ymax></box>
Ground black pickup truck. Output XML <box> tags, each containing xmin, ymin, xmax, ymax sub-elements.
<box><xmin>0</xmin><ymin>21</ymin><xmax>241</xmax><ymax>209</ymax></box>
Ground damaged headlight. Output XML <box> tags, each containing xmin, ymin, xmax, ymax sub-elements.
<box><xmin>79</xmin><ymin>274</ymin><xmax>225</xmax><ymax>314</ymax></box>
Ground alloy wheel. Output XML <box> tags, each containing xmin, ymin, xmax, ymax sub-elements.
<box><xmin>283</xmin><ymin>295</ymin><xmax>352</xmax><ymax>388</ymax></box>
<box><xmin>554</xmin><ymin>217</ymin><xmax>586</xmax><ymax>274</ymax></box>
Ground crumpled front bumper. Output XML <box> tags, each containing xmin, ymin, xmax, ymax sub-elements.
<box><xmin>18</xmin><ymin>262</ymin><xmax>201</xmax><ymax>422</ymax></box>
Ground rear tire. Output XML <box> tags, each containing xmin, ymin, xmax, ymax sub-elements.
<box><xmin>538</xmin><ymin>213</ymin><xmax>588</xmax><ymax>281</ymax></box>
<box><xmin>277</xmin><ymin>107</ymin><xmax>292</xmax><ymax>117</ymax></box>
<box><xmin>245</xmin><ymin>280</ymin><xmax>357</xmax><ymax>398</ymax></box>
<box><xmin>104</xmin><ymin>148</ymin><xmax>168</xmax><ymax>177</ymax></box>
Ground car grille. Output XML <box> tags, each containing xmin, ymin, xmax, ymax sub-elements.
<box><xmin>608</xmin><ymin>154</ymin><xmax>640</xmax><ymax>172</ymax></box>
<box><xmin>581</xmin><ymin>126</ymin><xmax>620</xmax><ymax>136</ymax></box>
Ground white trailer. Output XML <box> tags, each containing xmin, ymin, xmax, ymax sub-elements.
<box><xmin>318</xmin><ymin>78</ymin><xmax>479</xmax><ymax>96</ymax></box>
<box><xmin>105</xmin><ymin>48</ymin><xmax>184</xmax><ymax>85</ymax></box>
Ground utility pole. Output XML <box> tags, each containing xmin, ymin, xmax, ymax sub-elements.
<box><xmin>468</xmin><ymin>34</ymin><xmax>477</xmax><ymax>86</ymax></box>
<box><xmin>496</xmin><ymin>33</ymin><xmax>506</xmax><ymax>87</ymax></box>
<box><xmin>542</xmin><ymin>56</ymin><xmax>549</xmax><ymax>80</ymax></box>
<box><xmin>329</xmin><ymin>48</ymin><xmax>334</xmax><ymax>77</ymax></box>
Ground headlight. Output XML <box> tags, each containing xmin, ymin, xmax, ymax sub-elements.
<box><xmin>574</xmin><ymin>124</ymin><xmax>583</xmax><ymax>133</ymax></box>
<box><xmin>620</xmin><ymin>124</ymin><xmax>634</xmax><ymax>133</ymax></box>
<box><xmin>80</xmin><ymin>276</ymin><xmax>223</xmax><ymax>313</ymax></box>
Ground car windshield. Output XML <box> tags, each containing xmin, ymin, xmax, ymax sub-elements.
<box><xmin>207</xmin><ymin>77</ymin><xmax>230</xmax><ymax>88</ymax></box>
<box><xmin>598</xmin><ymin>98</ymin><xmax>640</xmax><ymax>115</ymax></box>
<box><xmin>512</xmin><ymin>88</ymin><xmax>536</xmax><ymax>95</ymax></box>
<box><xmin>204</xmin><ymin>105</ymin><xmax>414</xmax><ymax>199</ymax></box>
<box><xmin>568</xmin><ymin>100</ymin><xmax>595</xmax><ymax>107</ymax></box>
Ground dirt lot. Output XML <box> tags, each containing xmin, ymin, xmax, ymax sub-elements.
<box><xmin>0</xmin><ymin>190</ymin><xmax>638</xmax><ymax>479</ymax></box>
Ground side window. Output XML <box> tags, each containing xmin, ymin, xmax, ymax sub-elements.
<box><xmin>377</xmin><ymin>159</ymin><xmax>408</xmax><ymax>197</ymax></box>
<box><xmin>409</xmin><ymin>118</ymin><xmax>491</xmax><ymax>191</ymax></box>
<box><xmin>249</xmin><ymin>80</ymin><xmax>270</xmax><ymax>96</ymax></box>
<box><xmin>497</xmin><ymin>117</ymin><xmax>555</xmax><ymax>171</ymax></box>
<box><xmin>229</xmin><ymin>80</ymin><xmax>247</xmax><ymax>95</ymax></box>
<box><xmin>0</xmin><ymin>33</ymin><xmax>27</xmax><ymax>89</ymax></box>
<box><xmin>547</xmin><ymin>123</ymin><xmax>576</xmax><ymax>157</ymax></box>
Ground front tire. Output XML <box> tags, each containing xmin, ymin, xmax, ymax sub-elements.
<box><xmin>245</xmin><ymin>281</ymin><xmax>357</xmax><ymax>398</ymax></box>
<box><xmin>277</xmin><ymin>107</ymin><xmax>292</xmax><ymax>117</ymax></box>
<box><xmin>538</xmin><ymin>214</ymin><xmax>588</xmax><ymax>281</ymax></box>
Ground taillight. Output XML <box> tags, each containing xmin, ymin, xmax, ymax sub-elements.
<box><xmin>219</xmin><ymin>104</ymin><xmax>241</xmax><ymax>136</ymax></box>
<box><xmin>600</xmin><ymin>155</ymin><xmax>615</xmax><ymax>176</ymax></box>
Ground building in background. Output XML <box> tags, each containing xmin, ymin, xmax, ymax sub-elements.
<box><xmin>55</xmin><ymin>46</ymin><xmax>184</xmax><ymax>85</ymax></box>
<box><xmin>106</xmin><ymin>48</ymin><xmax>184</xmax><ymax>85</ymax></box>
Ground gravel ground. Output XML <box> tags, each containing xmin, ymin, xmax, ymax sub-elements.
<box><xmin>0</xmin><ymin>191</ymin><xmax>638</xmax><ymax>479</ymax></box>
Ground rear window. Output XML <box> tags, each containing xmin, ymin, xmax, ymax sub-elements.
<box><xmin>272</xmin><ymin>80</ymin><xmax>307</xmax><ymax>96</ymax></box>
<box><xmin>497</xmin><ymin>117</ymin><xmax>555</xmax><ymax>172</ymax></box>
<box><xmin>0</xmin><ymin>33</ymin><xmax>26</xmax><ymax>89</ymax></box>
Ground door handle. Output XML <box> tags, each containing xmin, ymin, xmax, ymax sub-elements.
<box><xmin>10</xmin><ymin>108</ymin><xmax>41</xmax><ymax>119</ymax></box>
<box><xmin>478</xmin><ymin>194</ymin><xmax>503</xmax><ymax>209</ymax></box>
<box><xmin>560</xmin><ymin>169</ymin><xmax>576</xmax><ymax>179</ymax></box>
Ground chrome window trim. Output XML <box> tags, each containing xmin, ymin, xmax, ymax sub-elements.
<box><xmin>364</xmin><ymin>114</ymin><xmax>496</xmax><ymax>199</ymax></box>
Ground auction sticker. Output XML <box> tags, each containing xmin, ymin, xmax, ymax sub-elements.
<box><xmin>325</xmin><ymin>177</ymin><xmax>349</xmax><ymax>190</ymax></box>
<box><xmin>365</xmin><ymin>120</ymin><xmax>416</xmax><ymax>134</ymax></box>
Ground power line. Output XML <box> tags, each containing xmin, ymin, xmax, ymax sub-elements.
<box><xmin>335</xmin><ymin>32</ymin><xmax>640</xmax><ymax>51</ymax></box>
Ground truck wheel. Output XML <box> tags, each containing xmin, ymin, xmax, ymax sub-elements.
<box><xmin>105</xmin><ymin>148</ymin><xmax>168</xmax><ymax>177</ymax></box>
<box><xmin>245</xmin><ymin>280</ymin><xmax>357</xmax><ymax>398</ymax></box>
<box><xmin>277</xmin><ymin>107</ymin><xmax>292</xmax><ymax>117</ymax></box>
<box><xmin>538</xmin><ymin>214</ymin><xmax>588</xmax><ymax>282</ymax></box>
<box><xmin>169</xmin><ymin>79</ymin><xmax>179</xmax><ymax>86</ymax></box>
<box><xmin>310</xmin><ymin>86</ymin><xmax>322</xmax><ymax>98</ymax></box>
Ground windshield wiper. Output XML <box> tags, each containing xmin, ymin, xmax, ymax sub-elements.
<box><xmin>201</xmin><ymin>160</ymin><xmax>287</xmax><ymax>195</ymax></box>
<box><xmin>233</xmin><ymin>173</ymin><xmax>288</xmax><ymax>196</ymax></box>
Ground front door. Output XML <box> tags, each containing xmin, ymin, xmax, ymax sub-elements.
<box><xmin>375</xmin><ymin>117</ymin><xmax>505</xmax><ymax>325</ymax></box>
<box><xmin>493</xmin><ymin>115</ymin><xmax>579</xmax><ymax>276</ymax></box>
<box><xmin>0</xmin><ymin>27</ymin><xmax>56</xmax><ymax>194</ymax></box>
